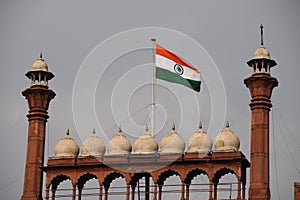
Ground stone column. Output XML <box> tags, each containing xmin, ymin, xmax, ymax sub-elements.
<box><xmin>213</xmin><ymin>183</ymin><xmax>218</xmax><ymax>200</ymax></box>
<box><xmin>237</xmin><ymin>180</ymin><xmax>241</xmax><ymax>200</ymax></box>
<box><xmin>242</xmin><ymin>182</ymin><xmax>246</xmax><ymax>200</ymax></box>
<box><xmin>45</xmin><ymin>187</ymin><xmax>49</xmax><ymax>200</ymax></box>
<box><xmin>185</xmin><ymin>184</ymin><xmax>190</xmax><ymax>200</ymax></box>
<box><xmin>99</xmin><ymin>184</ymin><xmax>103</xmax><ymax>200</ymax></box>
<box><xmin>209</xmin><ymin>181</ymin><xmax>213</xmax><ymax>200</ymax></box>
<box><xmin>145</xmin><ymin>176</ymin><xmax>150</xmax><ymax>200</ymax></box>
<box><xmin>158</xmin><ymin>185</ymin><xmax>162</xmax><ymax>200</ymax></box>
<box><xmin>78</xmin><ymin>188</ymin><xmax>82</xmax><ymax>200</ymax></box>
<box><xmin>153</xmin><ymin>183</ymin><xmax>157</xmax><ymax>200</ymax></box>
<box><xmin>51</xmin><ymin>188</ymin><xmax>56</xmax><ymax>200</ymax></box>
<box><xmin>181</xmin><ymin>181</ymin><xmax>185</xmax><ymax>200</ymax></box>
<box><xmin>104</xmin><ymin>186</ymin><xmax>108</xmax><ymax>200</ymax></box>
<box><xmin>131</xmin><ymin>185</ymin><xmax>135</xmax><ymax>200</ymax></box>
<box><xmin>126</xmin><ymin>184</ymin><xmax>130</xmax><ymax>200</ymax></box>
<box><xmin>72</xmin><ymin>184</ymin><xmax>76</xmax><ymax>200</ymax></box>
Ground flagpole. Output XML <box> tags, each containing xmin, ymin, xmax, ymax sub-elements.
<box><xmin>151</xmin><ymin>38</ymin><xmax>156</xmax><ymax>137</ymax></box>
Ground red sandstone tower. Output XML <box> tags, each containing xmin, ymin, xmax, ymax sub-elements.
<box><xmin>21</xmin><ymin>54</ymin><xmax>56</xmax><ymax>200</ymax></box>
<box><xmin>245</xmin><ymin>25</ymin><xmax>278</xmax><ymax>200</ymax></box>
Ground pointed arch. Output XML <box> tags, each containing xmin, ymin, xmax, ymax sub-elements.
<box><xmin>130</xmin><ymin>172</ymin><xmax>152</xmax><ymax>185</ymax></box>
<box><xmin>50</xmin><ymin>174</ymin><xmax>71</xmax><ymax>190</ymax></box>
<box><xmin>185</xmin><ymin>168</ymin><xmax>208</xmax><ymax>184</ymax></box>
<box><xmin>212</xmin><ymin>167</ymin><xmax>237</xmax><ymax>184</ymax></box>
<box><xmin>103</xmin><ymin>172</ymin><xmax>125</xmax><ymax>188</ymax></box>
<box><xmin>77</xmin><ymin>173</ymin><xmax>98</xmax><ymax>189</ymax></box>
<box><xmin>157</xmin><ymin>169</ymin><xmax>180</xmax><ymax>186</ymax></box>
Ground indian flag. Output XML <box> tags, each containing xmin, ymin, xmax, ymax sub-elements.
<box><xmin>155</xmin><ymin>44</ymin><xmax>201</xmax><ymax>92</ymax></box>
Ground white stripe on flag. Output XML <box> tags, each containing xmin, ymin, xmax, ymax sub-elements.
<box><xmin>156</xmin><ymin>55</ymin><xmax>200</xmax><ymax>81</ymax></box>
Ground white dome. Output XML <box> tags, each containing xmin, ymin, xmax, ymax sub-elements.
<box><xmin>54</xmin><ymin>129</ymin><xmax>79</xmax><ymax>158</ymax></box>
<box><xmin>160</xmin><ymin>123</ymin><xmax>185</xmax><ymax>153</ymax></box>
<box><xmin>254</xmin><ymin>46</ymin><xmax>270</xmax><ymax>59</ymax></box>
<box><xmin>32</xmin><ymin>53</ymin><xmax>48</xmax><ymax>71</ymax></box>
<box><xmin>214</xmin><ymin>121</ymin><xmax>240</xmax><ymax>151</ymax></box>
<box><xmin>107</xmin><ymin>127</ymin><xmax>132</xmax><ymax>155</ymax></box>
<box><xmin>188</xmin><ymin>122</ymin><xmax>213</xmax><ymax>153</ymax></box>
<box><xmin>81</xmin><ymin>128</ymin><xmax>106</xmax><ymax>156</ymax></box>
<box><xmin>134</xmin><ymin>125</ymin><xmax>158</xmax><ymax>154</ymax></box>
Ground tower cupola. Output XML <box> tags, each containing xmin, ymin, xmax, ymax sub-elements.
<box><xmin>25</xmin><ymin>53</ymin><xmax>54</xmax><ymax>86</ymax></box>
<box><xmin>247</xmin><ymin>25</ymin><xmax>277</xmax><ymax>74</ymax></box>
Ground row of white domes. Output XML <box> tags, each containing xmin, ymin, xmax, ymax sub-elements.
<box><xmin>54</xmin><ymin>121</ymin><xmax>240</xmax><ymax>158</ymax></box>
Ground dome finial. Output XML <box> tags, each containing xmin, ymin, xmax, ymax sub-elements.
<box><xmin>92</xmin><ymin>127</ymin><xmax>96</xmax><ymax>134</ymax></box>
<box><xmin>171</xmin><ymin>122</ymin><xmax>175</xmax><ymax>130</ymax></box>
<box><xmin>66</xmin><ymin>128</ymin><xmax>70</xmax><ymax>136</ymax></box>
<box><xmin>145</xmin><ymin>123</ymin><xmax>149</xmax><ymax>132</ymax></box>
<box><xmin>226</xmin><ymin>121</ymin><xmax>229</xmax><ymax>128</ymax></box>
<box><xmin>39</xmin><ymin>52</ymin><xmax>43</xmax><ymax>59</ymax></box>
<box><xmin>260</xmin><ymin>24</ymin><xmax>264</xmax><ymax>47</ymax></box>
<box><xmin>199</xmin><ymin>121</ymin><xmax>203</xmax><ymax>129</ymax></box>
<box><xmin>118</xmin><ymin>126</ymin><xmax>122</xmax><ymax>133</ymax></box>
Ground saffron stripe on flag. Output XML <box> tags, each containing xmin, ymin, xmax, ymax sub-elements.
<box><xmin>156</xmin><ymin>44</ymin><xmax>199</xmax><ymax>71</ymax></box>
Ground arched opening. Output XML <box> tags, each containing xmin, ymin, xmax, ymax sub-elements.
<box><xmin>189</xmin><ymin>175</ymin><xmax>210</xmax><ymax>199</ymax></box>
<box><xmin>49</xmin><ymin>175</ymin><xmax>72</xmax><ymax>200</ymax></box>
<box><xmin>158</xmin><ymin>170</ymin><xmax>182</xmax><ymax>200</ymax></box>
<box><xmin>163</xmin><ymin>175</ymin><xmax>181</xmax><ymax>199</ymax></box>
<box><xmin>213</xmin><ymin>168</ymin><xmax>239</xmax><ymax>200</ymax></box>
<box><xmin>131</xmin><ymin>172</ymin><xmax>154</xmax><ymax>200</ymax></box>
<box><xmin>109</xmin><ymin>177</ymin><xmax>127</xmax><ymax>198</ymax></box>
<box><xmin>218</xmin><ymin>173</ymin><xmax>238</xmax><ymax>200</ymax></box>
<box><xmin>78</xmin><ymin>173</ymin><xmax>99</xmax><ymax>200</ymax></box>
<box><xmin>184</xmin><ymin>169</ymin><xmax>209</xmax><ymax>200</ymax></box>
<box><xmin>103</xmin><ymin>172</ymin><xmax>126</xmax><ymax>198</ymax></box>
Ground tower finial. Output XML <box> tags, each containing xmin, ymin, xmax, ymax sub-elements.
<box><xmin>66</xmin><ymin>128</ymin><xmax>70</xmax><ymax>136</ymax></box>
<box><xmin>39</xmin><ymin>52</ymin><xmax>43</xmax><ymax>59</ymax></box>
<box><xmin>260</xmin><ymin>24</ymin><xmax>264</xmax><ymax>46</ymax></box>
<box><xmin>92</xmin><ymin>127</ymin><xmax>96</xmax><ymax>134</ymax></box>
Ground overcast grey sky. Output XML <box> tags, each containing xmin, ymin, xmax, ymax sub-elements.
<box><xmin>0</xmin><ymin>1</ymin><xmax>299</xmax><ymax>199</ymax></box>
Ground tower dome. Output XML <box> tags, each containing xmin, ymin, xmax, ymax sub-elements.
<box><xmin>134</xmin><ymin>124</ymin><xmax>158</xmax><ymax>154</ymax></box>
<box><xmin>107</xmin><ymin>127</ymin><xmax>132</xmax><ymax>155</ymax></box>
<box><xmin>54</xmin><ymin>129</ymin><xmax>79</xmax><ymax>158</ymax></box>
<box><xmin>253</xmin><ymin>46</ymin><xmax>270</xmax><ymax>59</ymax></box>
<box><xmin>160</xmin><ymin>123</ymin><xmax>185</xmax><ymax>153</ymax></box>
<box><xmin>32</xmin><ymin>53</ymin><xmax>49</xmax><ymax>72</ymax></box>
<box><xmin>188</xmin><ymin>122</ymin><xmax>213</xmax><ymax>153</ymax></box>
<box><xmin>214</xmin><ymin>121</ymin><xmax>240</xmax><ymax>151</ymax></box>
<box><xmin>80</xmin><ymin>128</ymin><xmax>106</xmax><ymax>156</ymax></box>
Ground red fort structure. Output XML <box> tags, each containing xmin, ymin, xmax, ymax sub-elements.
<box><xmin>21</xmin><ymin>26</ymin><xmax>278</xmax><ymax>200</ymax></box>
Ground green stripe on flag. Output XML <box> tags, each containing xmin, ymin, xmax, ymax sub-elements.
<box><xmin>156</xmin><ymin>67</ymin><xmax>201</xmax><ymax>92</ymax></box>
